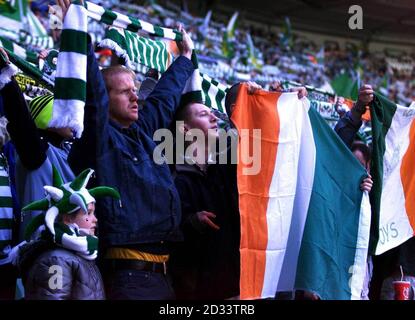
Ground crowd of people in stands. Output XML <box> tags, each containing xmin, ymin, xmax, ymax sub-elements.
<box><xmin>0</xmin><ymin>0</ymin><xmax>413</xmax><ymax>301</ymax></box>
<box><xmin>28</xmin><ymin>0</ymin><xmax>415</xmax><ymax>106</ymax></box>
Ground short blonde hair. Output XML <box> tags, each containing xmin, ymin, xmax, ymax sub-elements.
<box><xmin>101</xmin><ymin>65</ymin><xmax>136</xmax><ymax>92</ymax></box>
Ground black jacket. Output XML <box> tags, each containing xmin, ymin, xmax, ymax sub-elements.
<box><xmin>170</xmin><ymin>158</ymin><xmax>240</xmax><ymax>299</ymax></box>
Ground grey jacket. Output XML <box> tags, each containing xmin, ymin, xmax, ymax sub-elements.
<box><xmin>23</xmin><ymin>248</ymin><xmax>105</xmax><ymax>300</ymax></box>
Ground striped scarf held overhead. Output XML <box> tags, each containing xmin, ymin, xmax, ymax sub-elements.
<box><xmin>49</xmin><ymin>1</ymin><xmax>88</xmax><ymax>138</ymax></box>
<box><xmin>101</xmin><ymin>28</ymin><xmax>229</xmax><ymax>113</ymax></box>
<box><xmin>100</xmin><ymin>27</ymin><xmax>172</xmax><ymax>73</ymax></box>
<box><xmin>86</xmin><ymin>1</ymin><xmax>182</xmax><ymax>41</ymax></box>
<box><xmin>49</xmin><ymin>1</ymin><xmax>181</xmax><ymax>137</ymax></box>
<box><xmin>51</xmin><ymin>0</ymin><xmax>229</xmax><ymax>137</ymax></box>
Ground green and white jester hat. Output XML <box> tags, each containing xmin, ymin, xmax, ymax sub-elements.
<box><xmin>22</xmin><ymin>166</ymin><xmax>120</xmax><ymax>240</ymax></box>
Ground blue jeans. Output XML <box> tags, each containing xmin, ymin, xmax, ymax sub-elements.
<box><xmin>104</xmin><ymin>269</ymin><xmax>175</xmax><ymax>300</ymax></box>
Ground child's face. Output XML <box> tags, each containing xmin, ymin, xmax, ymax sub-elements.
<box><xmin>71</xmin><ymin>203</ymin><xmax>97</xmax><ymax>236</ymax></box>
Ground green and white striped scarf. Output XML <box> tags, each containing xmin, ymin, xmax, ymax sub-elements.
<box><xmin>100</xmin><ymin>27</ymin><xmax>171</xmax><ymax>72</ymax></box>
<box><xmin>101</xmin><ymin>28</ymin><xmax>229</xmax><ymax>112</ymax></box>
<box><xmin>1</xmin><ymin>46</ymin><xmax>54</xmax><ymax>89</ymax></box>
<box><xmin>42</xmin><ymin>222</ymin><xmax>98</xmax><ymax>261</ymax></box>
<box><xmin>0</xmin><ymin>27</ymin><xmax>53</xmax><ymax>51</ymax></box>
<box><xmin>49</xmin><ymin>0</ymin><xmax>88</xmax><ymax>138</ymax></box>
<box><xmin>0</xmin><ymin>36</ymin><xmax>38</xmax><ymax>65</ymax></box>
<box><xmin>86</xmin><ymin>1</ymin><xmax>182</xmax><ymax>41</ymax></box>
<box><xmin>19</xmin><ymin>32</ymin><xmax>54</xmax><ymax>50</ymax></box>
<box><xmin>0</xmin><ymin>155</ymin><xmax>13</xmax><ymax>265</ymax></box>
<box><xmin>51</xmin><ymin>0</ymin><xmax>228</xmax><ymax>136</ymax></box>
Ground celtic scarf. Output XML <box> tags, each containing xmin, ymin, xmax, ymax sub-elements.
<box><xmin>42</xmin><ymin>222</ymin><xmax>98</xmax><ymax>260</ymax></box>
<box><xmin>49</xmin><ymin>1</ymin><xmax>88</xmax><ymax>138</ymax></box>
<box><xmin>101</xmin><ymin>28</ymin><xmax>229</xmax><ymax>112</ymax></box>
<box><xmin>0</xmin><ymin>36</ymin><xmax>38</xmax><ymax>64</ymax></box>
<box><xmin>86</xmin><ymin>1</ymin><xmax>182</xmax><ymax>41</ymax></box>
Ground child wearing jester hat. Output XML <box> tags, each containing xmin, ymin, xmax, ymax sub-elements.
<box><xmin>15</xmin><ymin>167</ymin><xmax>120</xmax><ymax>300</ymax></box>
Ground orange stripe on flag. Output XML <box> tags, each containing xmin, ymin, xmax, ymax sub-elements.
<box><xmin>401</xmin><ymin>120</ymin><xmax>415</xmax><ymax>233</ymax></box>
<box><xmin>231</xmin><ymin>84</ymin><xmax>280</xmax><ymax>299</ymax></box>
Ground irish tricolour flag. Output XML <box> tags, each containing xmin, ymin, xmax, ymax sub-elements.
<box><xmin>369</xmin><ymin>94</ymin><xmax>415</xmax><ymax>255</ymax></box>
<box><xmin>232</xmin><ymin>84</ymin><xmax>371</xmax><ymax>300</ymax></box>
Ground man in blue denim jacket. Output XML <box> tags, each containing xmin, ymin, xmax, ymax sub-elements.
<box><xmin>68</xmin><ymin>24</ymin><xmax>195</xmax><ymax>299</ymax></box>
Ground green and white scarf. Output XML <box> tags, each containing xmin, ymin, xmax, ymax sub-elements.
<box><xmin>100</xmin><ymin>27</ymin><xmax>172</xmax><ymax>73</ymax></box>
<box><xmin>19</xmin><ymin>32</ymin><xmax>54</xmax><ymax>50</ymax></box>
<box><xmin>0</xmin><ymin>46</ymin><xmax>54</xmax><ymax>89</ymax></box>
<box><xmin>51</xmin><ymin>0</ymin><xmax>228</xmax><ymax>136</ymax></box>
<box><xmin>42</xmin><ymin>222</ymin><xmax>98</xmax><ymax>260</ymax></box>
<box><xmin>86</xmin><ymin>1</ymin><xmax>182</xmax><ymax>41</ymax></box>
<box><xmin>101</xmin><ymin>28</ymin><xmax>229</xmax><ymax>112</ymax></box>
<box><xmin>0</xmin><ymin>36</ymin><xmax>38</xmax><ymax>65</ymax></box>
<box><xmin>49</xmin><ymin>0</ymin><xmax>88</xmax><ymax>138</ymax></box>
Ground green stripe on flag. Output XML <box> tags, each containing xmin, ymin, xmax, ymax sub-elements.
<box><xmin>60</xmin><ymin>30</ymin><xmax>87</xmax><ymax>54</ymax></box>
<box><xmin>368</xmin><ymin>93</ymin><xmax>397</xmax><ymax>253</ymax></box>
<box><xmin>295</xmin><ymin>107</ymin><xmax>367</xmax><ymax>300</ymax></box>
<box><xmin>54</xmin><ymin>78</ymin><xmax>87</xmax><ymax>101</ymax></box>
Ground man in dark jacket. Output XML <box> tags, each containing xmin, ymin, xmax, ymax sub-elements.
<box><xmin>169</xmin><ymin>82</ymin><xmax>267</xmax><ymax>299</ymax></box>
<box><xmin>68</xmin><ymin>24</ymin><xmax>195</xmax><ymax>299</ymax></box>
<box><xmin>170</xmin><ymin>99</ymin><xmax>240</xmax><ymax>300</ymax></box>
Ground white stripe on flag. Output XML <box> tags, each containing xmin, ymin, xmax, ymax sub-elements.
<box><xmin>376</xmin><ymin>103</ymin><xmax>415</xmax><ymax>254</ymax></box>
<box><xmin>350</xmin><ymin>192</ymin><xmax>371</xmax><ymax>300</ymax></box>
<box><xmin>55</xmin><ymin>52</ymin><xmax>87</xmax><ymax>81</ymax></box>
<box><xmin>261</xmin><ymin>93</ymin><xmax>304</xmax><ymax>298</ymax></box>
<box><xmin>276</xmin><ymin>97</ymin><xmax>316</xmax><ymax>292</ymax></box>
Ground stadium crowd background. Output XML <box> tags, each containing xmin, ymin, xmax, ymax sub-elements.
<box><xmin>26</xmin><ymin>0</ymin><xmax>415</xmax><ymax>107</ymax></box>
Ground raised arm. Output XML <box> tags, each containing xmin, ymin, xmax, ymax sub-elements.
<box><xmin>0</xmin><ymin>48</ymin><xmax>47</xmax><ymax>170</ymax></box>
<box><xmin>138</xmin><ymin>26</ymin><xmax>195</xmax><ymax>136</ymax></box>
<box><xmin>335</xmin><ymin>84</ymin><xmax>373</xmax><ymax>148</ymax></box>
<box><xmin>68</xmin><ymin>39</ymin><xmax>110</xmax><ymax>175</ymax></box>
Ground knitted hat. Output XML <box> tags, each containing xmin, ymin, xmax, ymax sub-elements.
<box><xmin>29</xmin><ymin>94</ymin><xmax>54</xmax><ymax>130</ymax></box>
<box><xmin>22</xmin><ymin>167</ymin><xmax>120</xmax><ymax>240</ymax></box>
